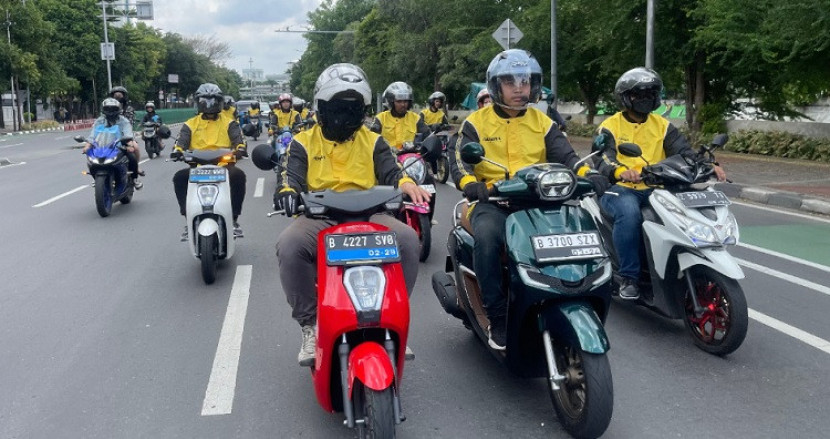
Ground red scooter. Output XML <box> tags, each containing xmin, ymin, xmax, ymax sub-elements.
<box><xmin>253</xmin><ymin>145</ymin><xmax>410</xmax><ymax>438</ymax></box>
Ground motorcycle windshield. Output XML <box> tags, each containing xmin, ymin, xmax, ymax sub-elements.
<box><xmin>89</xmin><ymin>124</ymin><xmax>122</xmax><ymax>158</ymax></box>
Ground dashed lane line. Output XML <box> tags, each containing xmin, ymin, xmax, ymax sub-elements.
<box><xmin>254</xmin><ymin>177</ymin><xmax>264</xmax><ymax>198</ymax></box>
<box><xmin>201</xmin><ymin>265</ymin><xmax>253</xmax><ymax>416</ymax></box>
<box><xmin>32</xmin><ymin>185</ymin><xmax>89</xmax><ymax>208</ymax></box>
<box><xmin>749</xmin><ymin>309</ymin><xmax>830</xmax><ymax>355</ymax></box>
<box><xmin>735</xmin><ymin>257</ymin><xmax>830</xmax><ymax>297</ymax></box>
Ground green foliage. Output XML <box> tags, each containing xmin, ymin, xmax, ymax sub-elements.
<box><xmin>566</xmin><ymin>122</ymin><xmax>599</xmax><ymax>138</ymax></box>
<box><xmin>22</xmin><ymin>120</ymin><xmax>60</xmax><ymax>131</ymax></box>
<box><xmin>725</xmin><ymin>130</ymin><xmax>830</xmax><ymax>163</ymax></box>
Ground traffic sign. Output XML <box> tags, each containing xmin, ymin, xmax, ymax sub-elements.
<box><xmin>492</xmin><ymin>19</ymin><xmax>523</xmax><ymax>50</ymax></box>
<box><xmin>100</xmin><ymin>43</ymin><xmax>115</xmax><ymax>61</ymax></box>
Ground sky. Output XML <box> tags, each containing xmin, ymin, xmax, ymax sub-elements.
<box><xmin>147</xmin><ymin>0</ymin><xmax>325</xmax><ymax>79</ymax></box>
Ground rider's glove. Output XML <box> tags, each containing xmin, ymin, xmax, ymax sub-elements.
<box><xmin>462</xmin><ymin>181</ymin><xmax>489</xmax><ymax>203</ymax></box>
<box><xmin>592</xmin><ymin>132</ymin><xmax>611</xmax><ymax>152</ymax></box>
<box><xmin>169</xmin><ymin>149</ymin><xmax>183</xmax><ymax>161</ymax></box>
<box><xmin>585</xmin><ymin>171</ymin><xmax>610</xmax><ymax>197</ymax></box>
<box><xmin>275</xmin><ymin>189</ymin><xmax>299</xmax><ymax>216</ymax></box>
<box><xmin>236</xmin><ymin>146</ymin><xmax>248</xmax><ymax>158</ymax></box>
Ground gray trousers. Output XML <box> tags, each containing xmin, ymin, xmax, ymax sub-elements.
<box><xmin>276</xmin><ymin>214</ymin><xmax>420</xmax><ymax>327</ymax></box>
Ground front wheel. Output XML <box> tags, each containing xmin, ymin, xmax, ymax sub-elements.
<box><xmin>355</xmin><ymin>383</ymin><xmax>396</xmax><ymax>439</ymax></box>
<box><xmin>94</xmin><ymin>174</ymin><xmax>112</xmax><ymax>217</ymax></box>
<box><xmin>548</xmin><ymin>346</ymin><xmax>613</xmax><ymax>439</ymax></box>
<box><xmin>683</xmin><ymin>267</ymin><xmax>748</xmax><ymax>356</ymax></box>
<box><xmin>145</xmin><ymin>140</ymin><xmax>155</xmax><ymax>159</ymax></box>
<box><xmin>199</xmin><ymin>233</ymin><xmax>218</xmax><ymax>284</ymax></box>
<box><xmin>416</xmin><ymin>213</ymin><xmax>431</xmax><ymax>262</ymax></box>
<box><xmin>434</xmin><ymin>156</ymin><xmax>449</xmax><ymax>184</ymax></box>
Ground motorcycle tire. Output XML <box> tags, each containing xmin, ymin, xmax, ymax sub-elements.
<box><xmin>120</xmin><ymin>183</ymin><xmax>133</xmax><ymax>204</ymax></box>
<box><xmin>548</xmin><ymin>346</ymin><xmax>613</xmax><ymax>439</ymax></box>
<box><xmin>145</xmin><ymin>140</ymin><xmax>154</xmax><ymax>159</ymax></box>
<box><xmin>683</xmin><ymin>266</ymin><xmax>748</xmax><ymax>356</ymax></box>
<box><xmin>94</xmin><ymin>175</ymin><xmax>112</xmax><ymax>217</ymax></box>
<box><xmin>417</xmin><ymin>213</ymin><xmax>431</xmax><ymax>262</ymax></box>
<box><xmin>200</xmin><ymin>233</ymin><xmax>218</xmax><ymax>285</ymax></box>
<box><xmin>355</xmin><ymin>382</ymin><xmax>395</xmax><ymax>439</ymax></box>
<box><xmin>435</xmin><ymin>156</ymin><xmax>449</xmax><ymax>184</ymax></box>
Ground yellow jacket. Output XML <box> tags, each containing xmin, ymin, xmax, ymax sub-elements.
<box><xmin>174</xmin><ymin>113</ymin><xmax>245</xmax><ymax>163</ymax></box>
<box><xmin>272</xmin><ymin>109</ymin><xmax>301</xmax><ymax>130</ymax></box>
<box><xmin>280</xmin><ymin>124</ymin><xmax>413</xmax><ymax>193</ymax></box>
<box><xmin>596</xmin><ymin>112</ymin><xmax>691</xmax><ymax>190</ymax></box>
<box><xmin>453</xmin><ymin>105</ymin><xmax>588</xmax><ymax>190</ymax></box>
<box><xmin>420</xmin><ymin>108</ymin><xmax>446</xmax><ymax>125</ymax></box>
<box><xmin>371</xmin><ymin>110</ymin><xmax>428</xmax><ymax>149</ymax></box>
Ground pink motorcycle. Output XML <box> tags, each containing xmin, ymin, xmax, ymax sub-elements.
<box><xmin>395</xmin><ymin>141</ymin><xmax>436</xmax><ymax>262</ymax></box>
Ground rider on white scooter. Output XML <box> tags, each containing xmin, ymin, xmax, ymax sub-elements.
<box><xmin>592</xmin><ymin>67</ymin><xmax>727</xmax><ymax>300</ymax></box>
<box><xmin>171</xmin><ymin>83</ymin><xmax>248</xmax><ymax>240</ymax></box>
<box><xmin>274</xmin><ymin>63</ymin><xmax>431</xmax><ymax>366</ymax></box>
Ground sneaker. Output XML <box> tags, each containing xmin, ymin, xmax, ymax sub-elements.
<box><xmin>430</xmin><ymin>219</ymin><xmax>438</xmax><ymax>225</ymax></box>
<box><xmin>233</xmin><ymin>222</ymin><xmax>243</xmax><ymax>238</ymax></box>
<box><xmin>180</xmin><ymin>226</ymin><xmax>189</xmax><ymax>242</ymax></box>
<box><xmin>618</xmin><ymin>277</ymin><xmax>640</xmax><ymax>300</ymax></box>
<box><xmin>298</xmin><ymin>325</ymin><xmax>316</xmax><ymax>367</ymax></box>
<box><xmin>487</xmin><ymin>317</ymin><xmax>507</xmax><ymax>351</ymax></box>
<box><xmin>133</xmin><ymin>179</ymin><xmax>143</xmax><ymax>190</ymax></box>
<box><xmin>405</xmin><ymin>345</ymin><xmax>415</xmax><ymax>361</ymax></box>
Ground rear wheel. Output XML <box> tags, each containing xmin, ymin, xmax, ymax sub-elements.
<box><xmin>683</xmin><ymin>267</ymin><xmax>748</xmax><ymax>356</ymax></box>
<box><xmin>355</xmin><ymin>382</ymin><xmax>396</xmax><ymax>439</ymax></box>
<box><xmin>548</xmin><ymin>345</ymin><xmax>613</xmax><ymax>439</ymax></box>
<box><xmin>199</xmin><ymin>234</ymin><xmax>218</xmax><ymax>284</ymax></box>
<box><xmin>94</xmin><ymin>175</ymin><xmax>112</xmax><ymax>217</ymax></box>
<box><xmin>434</xmin><ymin>156</ymin><xmax>449</xmax><ymax>184</ymax></box>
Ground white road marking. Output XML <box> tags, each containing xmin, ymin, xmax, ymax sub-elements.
<box><xmin>201</xmin><ymin>265</ymin><xmax>253</xmax><ymax>416</ymax></box>
<box><xmin>32</xmin><ymin>185</ymin><xmax>89</xmax><ymax>207</ymax></box>
<box><xmin>139</xmin><ymin>158</ymin><xmax>150</xmax><ymax>165</ymax></box>
<box><xmin>738</xmin><ymin>243</ymin><xmax>830</xmax><ymax>275</ymax></box>
<box><xmin>254</xmin><ymin>177</ymin><xmax>264</xmax><ymax>198</ymax></box>
<box><xmin>0</xmin><ymin>143</ymin><xmax>23</xmax><ymax>149</ymax></box>
<box><xmin>749</xmin><ymin>309</ymin><xmax>830</xmax><ymax>355</ymax></box>
<box><xmin>735</xmin><ymin>258</ymin><xmax>830</xmax><ymax>297</ymax></box>
<box><xmin>732</xmin><ymin>200</ymin><xmax>830</xmax><ymax>224</ymax></box>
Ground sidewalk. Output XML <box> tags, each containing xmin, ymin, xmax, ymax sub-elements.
<box><xmin>569</xmin><ymin>137</ymin><xmax>830</xmax><ymax>216</ymax></box>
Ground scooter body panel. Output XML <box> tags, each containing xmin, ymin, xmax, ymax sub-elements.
<box><xmin>311</xmin><ymin>221</ymin><xmax>410</xmax><ymax>413</ymax></box>
<box><xmin>185</xmin><ymin>165</ymin><xmax>234</xmax><ymax>260</ymax></box>
<box><xmin>347</xmin><ymin>342</ymin><xmax>395</xmax><ymax>396</ymax></box>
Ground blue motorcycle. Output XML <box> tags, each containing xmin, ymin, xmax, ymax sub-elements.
<box><xmin>75</xmin><ymin>129</ymin><xmax>136</xmax><ymax>217</ymax></box>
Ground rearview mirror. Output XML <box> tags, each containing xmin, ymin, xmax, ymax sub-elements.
<box><xmin>420</xmin><ymin>135</ymin><xmax>442</xmax><ymax>162</ymax></box>
<box><xmin>241</xmin><ymin>123</ymin><xmax>256</xmax><ymax>137</ymax></box>
<box><xmin>451</xmin><ymin>115</ymin><xmax>459</xmax><ymax>122</ymax></box>
<box><xmin>711</xmin><ymin>133</ymin><xmax>729</xmax><ymax>149</ymax></box>
<box><xmin>73</xmin><ymin>135</ymin><xmax>85</xmax><ymax>143</ymax></box>
<box><xmin>617</xmin><ymin>143</ymin><xmax>643</xmax><ymax>158</ymax></box>
<box><xmin>251</xmin><ymin>144</ymin><xmax>278</xmax><ymax>170</ymax></box>
<box><xmin>460</xmin><ymin>142</ymin><xmax>485</xmax><ymax>165</ymax></box>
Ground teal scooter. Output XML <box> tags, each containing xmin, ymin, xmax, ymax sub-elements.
<box><xmin>432</xmin><ymin>143</ymin><xmax>614</xmax><ymax>439</ymax></box>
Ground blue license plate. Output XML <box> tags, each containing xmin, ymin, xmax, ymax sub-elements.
<box><xmin>325</xmin><ymin>232</ymin><xmax>400</xmax><ymax>266</ymax></box>
<box><xmin>189</xmin><ymin>168</ymin><xmax>227</xmax><ymax>183</ymax></box>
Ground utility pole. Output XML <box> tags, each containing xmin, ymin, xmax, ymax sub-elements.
<box><xmin>645</xmin><ymin>0</ymin><xmax>655</xmax><ymax>69</ymax></box>
<box><xmin>4</xmin><ymin>9</ymin><xmax>19</xmax><ymax>131</ymax></box>
<box><xmin>550</xmin><ymin>0</ymin><xmax>557</xmax><ymax>109</ymax></box>
<box><xmin>102</xmin><ymin>1</ymin><xmax>113</xmax><ymax>91</ymax></box>
<box><xmin>248</xmin><ymin>58</ymin><xmax>254</xmax><ymax>100</ymax></box>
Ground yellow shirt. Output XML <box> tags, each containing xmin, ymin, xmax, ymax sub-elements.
<box><xmin>420</xmin><ymin>108</ymin><xmax>446</xmax><ymax>125</ymax></box>
<box><xmin>598</xmin><ymin>112</ymin><xmax>670</xmax><ymax>190</ymax></box>
<box><xmin>375</xmin><ymin>110</ymin><xmax>420</xmax><ymax>149</ymax></box>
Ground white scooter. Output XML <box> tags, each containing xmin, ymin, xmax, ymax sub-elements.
<box><xmin>178</xmin><ymin>148</ymin><xmax>240</xmax><ymax>284</ymax></box>
<box><xmin>583</xmin><ymin>134</ymin><xmax>748</xmax><ymax>356</ymax></box>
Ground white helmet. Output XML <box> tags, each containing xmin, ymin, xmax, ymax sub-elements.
<box><xmin>313</xmin><ymin>63</ymin><xmax>372</xmax><ymax>107</ymax></box>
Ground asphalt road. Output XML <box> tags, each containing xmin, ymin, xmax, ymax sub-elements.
<box><xmin>1</xmin><ymin>130</ymin><xmax>829</xmax><ymax>438</ymax></box>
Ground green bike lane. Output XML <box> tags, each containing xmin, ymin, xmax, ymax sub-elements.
<box><xmin>732</xmin><ymin>202</ymin><xmax>830</xmax><ymax>266</ymax></box>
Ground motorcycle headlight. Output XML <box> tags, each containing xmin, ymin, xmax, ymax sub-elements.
<box><xmin>197</xmin><ymin>184</ymin><xmax>219</xmax><ymax>207</ymax></box>
<box><xmin>720</xmin><ymin>213</ymin><xmax>740</xmax><ymax>245</ymax></box>
<box><xmin>654</xmin><ymin>193</ymin><xmax>720</xmax><ymax>247</ymax></box>
<box><xmin>343</xmin><ymin>266</ymin><xmax>386</xmax><ymax>312</ymax></box>
<box><xmin>537</xmin><ymin>170</ymin><xmax>575</xmax><ymax>200</ymax></box>
<box><xmin>402</xmin><ymin>156</ymin><xmax>426</xmax><ymax>184</ymax></box>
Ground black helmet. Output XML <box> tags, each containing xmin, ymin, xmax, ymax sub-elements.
<box><xmin>614</xmin><ymin>67</ymin><xmax>663</xmax><ymax>115</ymax></box>
<box><xmin>108</xmin><ymin>86</ymin><xmax>129</xmax><ymax>105</ymax></box>
<box><xmin>383</xmin><ymin>82</ymin><xmax>413</xmax><ymax>111</ymax></box>
<box><xmin>157</xmin><ymin>125</ymin><xmax>172</xmax><ymax>139</ymax></box>
<box><xmin>428</xmin><ymin>91</ymin><xmax>446</xmax><ymax>107</ymax></box>
<box><xmin>223</xmin><ymin>95</ymin><xmax>235</xmax><ymax>110</ymax></box>
<box><xmin>195</xmin><ymin>83</ymin><xmax>223</xmax><ymax>114</ymax></box>
<box><xmin>251</xmin><ymin>101</ymin><xmax>260</xmax><ymax>110</ymax></box>
<box><xmin>102</xmin><ymin>97</ymin><xmax>122</xmax><ymax>118</ymax></box>
<box><xmin>486</xmin><ymin>49</ymin><xmax>543</xmax><ymax>111</ymax></box>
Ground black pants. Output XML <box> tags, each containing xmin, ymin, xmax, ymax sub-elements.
<box><xmin>173</xmin><ymin>165</ymin><xmax>246</xmax><ymax>220</ymax></box>
<box><xmin>127</xmin><ymin>150</ymin><xmax>139</xmax><ymax>177</ymax></box>
<box><xmin>469</xmin><ymin>202</ymin><xmax>510</xmax><ymax>319</ymax></box>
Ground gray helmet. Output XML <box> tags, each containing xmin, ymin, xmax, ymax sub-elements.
<box><xmin>102</xmin><ymin>97</ymin><xmax>122</xmax><ymax>117</ymax></box>
<box><xmin>314</xmin><ymin>63</ymin><xmax>372</xmax><ymax>107</ymax></box>
<box><xmin>614</xmin><ymin>67</ymin><xmax>663</xmax><ymax>114</ymax></box>
<box><xmin>428</xmin><ymin>91</ymin><xmax>446</xmax><ymax>107</ymax></box>
<box><xmin>223</xmin><ymin>95</ymin><xmax>235</xmax><ymax>110</ymax></box>
<box><xmin>145</xmin><ymin>101</ymin><xmax>155</xmax><ymax>111</ymax></box>
<box><xmin>486</xmin><ymin>49</ymin><xmax>543</xmax><ymax>110</ymax></box>
<box><xmin>383</xmin><ymin>81</ymin><xmax>413</xmax><ymax>110</ymax></box>
<box><xmin>108</xmin><ymin>86</ymin><xmax>129</xmax><ymax>105</ymax></box>
<box><xmin>195</xmin><ymin>83</ymin><xmax>223</xmax><ymax>114</ymax></box>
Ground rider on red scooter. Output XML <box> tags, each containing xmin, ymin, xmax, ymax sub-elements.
<box><xmin>274</xmin><ymin>63</ymin><xmax>432</xmax><ymax>366</ymax></box>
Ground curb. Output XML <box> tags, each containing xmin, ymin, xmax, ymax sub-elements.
<box><xmin>716</xmin><ymin>182</ymin><xmax>830</xmax><ymax>216</ymax></box>
<box><xmin>1</xmin><ymin>126</ymin><xmax>64</xmax><ymax>136</ymax></box>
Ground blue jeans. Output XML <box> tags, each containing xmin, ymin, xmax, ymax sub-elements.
<box><xmin>600</xmin><ymin>186</ymin><xmax>653</xmax><ymax>280</ymax></box>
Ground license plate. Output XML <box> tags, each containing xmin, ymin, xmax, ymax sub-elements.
<box><xmin>189</xmin><ymin>168</ymin><xmax>227</xmax><ymax>183</ymax></box>
<box><xmin>420</xmin><ymin>184</ymin><xmax>436</xmax><ymax>194</ymax></box>
<box><xmin>676</xmin><ymin>190</ymin><xmax>731</xmax><ymax>208</ymax></box>
<box><xmin>325</xmin><ymin>232</ymin><xmax>400</xmax><ymax>266</ymax></box>
<box><xmin>144</xmin><ymin>129</ymin><xmax>155</xmax><ymax>136</ymax></box>
<box><xmin>531</xmin><ymin>232</ymin><xmax>607</xmax><ymax>262</ymax></box>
